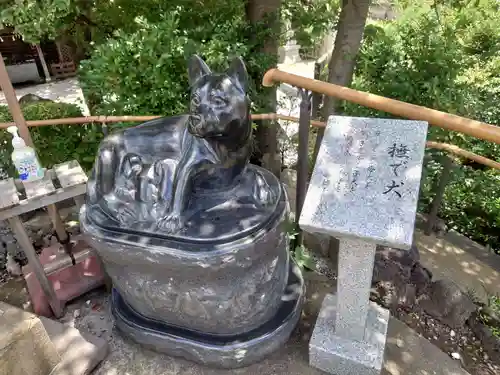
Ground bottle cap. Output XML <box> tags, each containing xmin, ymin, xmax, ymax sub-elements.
<box><xmin>6</xmin><ymin>126</ymin><xmax>26</xmax><ymax>148</ymax></box>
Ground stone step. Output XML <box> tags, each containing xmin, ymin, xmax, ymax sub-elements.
<box><xmin>0</xmin><ymin>301</ymin><xmax>107</xmax><ymax>375</ymax></box>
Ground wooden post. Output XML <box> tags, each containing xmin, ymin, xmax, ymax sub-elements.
<box><xmin>46</xmin><ymin>204</ymin><xmax>69</xmax><ymax>244</ymax></box>
<box><xmin>8</xmin><ymin>216</ymin><xmax>63</xmax><ymax>317</ymax></box>
<box><xmin>0</xmin><ymin>52</ymin><xmax>34</xmax><ymax>147</ymax></box>
<box><xmin>55</xmin><ymin>41</ymin><xmax>64</xmax><ymax>63</ymax></box>
<box><xmin>425</xmin><ymin>155</ymin><xmax>454</xmax><ymax>235</ymax></box>
<box><xmin>35</xmin><ymin>44</ymin><xmax>51</xmax><ymax>82</ymax></box>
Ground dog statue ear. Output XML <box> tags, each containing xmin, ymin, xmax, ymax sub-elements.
<box><xmin>188</xmin><ymin>55</ymin><xmax>211</xmax><ymax>86</ymax></box>
<box><xmin>227</xmin><ymin>57</ymin><xmax>248</xmax><ymax>93</ymax></box>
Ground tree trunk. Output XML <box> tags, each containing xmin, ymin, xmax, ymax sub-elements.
<box><xmin>313</xmin><ymin>0</ymin><xmax>371</xmax><ymax>159</ymax></box>
<box><xmin>246</xmin><ymin>0</ymin><xmax>281</xmax><ymax>175</ymax></box>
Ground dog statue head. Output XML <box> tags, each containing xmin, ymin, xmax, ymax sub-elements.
<box><xmin>187</xmin><ymin>55</ymin><xmax>250</xmax><ymax>143</ymax></box>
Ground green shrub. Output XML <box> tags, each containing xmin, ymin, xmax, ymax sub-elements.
<box><xmin>281</xmin><ymin>0</ymin><xmax>339</xmax><ymax>59</ymax></box>
<box><xmin>0</xmin><ymin>101</ymin><xmax>102</xmax><ymax>177</ymax></box>
<box><xmin>79</xmin><ymin>1</ymin><xmax>277</xmax><ymax>119</ymax></box>
<box><xmin>343</xmin><ymin>1</ymin><xmax>500</xmax><ymax>251</ymax></box>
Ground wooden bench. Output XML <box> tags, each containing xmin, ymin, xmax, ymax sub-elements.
<box><xmin>0</xmin><ymin>161</ymin><xmax>103</xmax><ymax>318</ymax></box>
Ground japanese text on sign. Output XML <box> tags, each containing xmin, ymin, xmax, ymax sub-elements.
<box><xmin>383</xmin><ymin>143</ymin><xmax>411</xmax><ymax>198</ymax></box>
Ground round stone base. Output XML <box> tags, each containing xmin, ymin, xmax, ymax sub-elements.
<box><xmin>111</xmin><ymin>260</ymin><xmax>304</xmax><ymax>369</ymax></box>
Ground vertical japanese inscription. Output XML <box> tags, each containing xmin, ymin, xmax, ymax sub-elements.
<box><xmin>336</xmin><ymin>130</ymin><xmax>381</xmax><ymax>194</ymax></box>
<box><xmin>383</xmin><ymin>143</ymin><xmax>411</xmax><ymax>198</ymax></box>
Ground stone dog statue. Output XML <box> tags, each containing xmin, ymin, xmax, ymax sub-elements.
<box><xmin>87</xmin><ymin>55</ymin><xmax>275</xmax><ymax>234</ymax></box>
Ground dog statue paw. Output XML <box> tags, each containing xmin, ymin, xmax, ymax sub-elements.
<box><xmin>157</xmin><ymin>214</ymin><xmax>183</xmax><ymax>233</ymax></box>
<box><xmin>252</xmin><ymin>171</ymin><xmax>275</xmax><ymax>207</ymax></box>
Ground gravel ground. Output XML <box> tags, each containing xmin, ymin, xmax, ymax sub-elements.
<box><xmin>394</xmin><ymin>305</ymin><xmax>500</xmax><ymax>375</ymax></box>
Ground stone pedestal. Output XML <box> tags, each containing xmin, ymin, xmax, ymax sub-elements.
<box><xmin>310</xmin><ymin>294</ymin><xmax>389</xmax><ymax>375</ymax></box>
<box><xmin>309</xmin><ymin>238</ymin><xmax>389</xmax><ymax>375</ymax></box>
<box><xmin>335</xmin><ymin>239</ymin><xmax>376</xmax><ymax>340</ymax></box>
<box><xmin>300</xmin><ymin>116</ymin><xmax>428</xmax><ymax>375</ymax></box>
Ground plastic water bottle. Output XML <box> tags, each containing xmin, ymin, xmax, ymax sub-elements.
<box><xmin>6</xmin><ymin>126</ymin><xmax>44</xmax><ymax>181</ymax></box>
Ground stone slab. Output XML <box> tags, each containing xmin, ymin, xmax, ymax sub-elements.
<box><xmin>383</xmin><ymin>316</ymin><xmax>471</xmax><ymax>375</ymax></box>
<box><xmin>0</xmin><ymin>302</ymin><xmax>61</xmax><ymax>375</ymax></box>
<box><xmin>299</xmin><ymin>116</ymin><xmax>428</xmax><ymax>250</ymax></box>
<box><xmin>40</xmin><ymin>314</ymin><xmax>108</xmax><ymax>375</ymax></box>
<box><xmin>415</xmin><ymin>229</ymin><xmax>500</xmax><ymax>304</ymax></box>
<box><xmin>309</xmin><ymin>293</ymin><xmax>389</xmax><ymax>375</ymax></box>
<box><xmin>0</xmin><ymin>301</ymin><xmax>108</xmax><ymax>375</ymax></box>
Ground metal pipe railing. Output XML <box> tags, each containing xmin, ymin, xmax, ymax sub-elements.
<box><xmin>0</xmin><ymin>113</ymin><xmax>326</xmax><ymax>129</ymax></box>
<box><xmin>262</xmin><ymin>68</ymin><xmax>500</xmax><ymax>145</ymax></box>
<box><xmin>3</xmin><ymin>113</ymin><xmax>494</xmax><ymax>169</ymax></box>
<box><xmin>262</xmin><ymin>68</ymin><xmax>500</xmax><ymax>243</ymax></box>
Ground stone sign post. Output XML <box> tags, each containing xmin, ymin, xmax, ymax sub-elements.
<box><xmin>299</xmin><ymin>116</ymin><xmax>428</xmax><ymax>375</ymax></box>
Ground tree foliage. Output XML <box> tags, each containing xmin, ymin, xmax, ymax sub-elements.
<box><xmin>79</xmin><ymin>0</ymin><xmax>276</xmax><ymax>116</ymax></box>
<box><xmin>344</xmin><ymin>0</ymin><xmax>500</xmax><ymax>250</ymax></box>
<box><xmin>0</xmin><ymin>0</ymin><xmax>73</xmax><ymax>42</ymax></box>
<box><xmin>0</xmin><ymin>0</ymin><xmax>169</xmax><ymax>47</ymax></box>
<box><xmin>281</xmin><ymin>0</ymin><xmax>340</xmax><ymax>58</ymax></box>
<box><xmin>0</xmin><ymin>102</ymin><xmax>101</xmax><ymax>177</ymax></box>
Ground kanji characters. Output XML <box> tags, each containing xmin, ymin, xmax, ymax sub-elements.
<box><xmin>383</xmin><ymin>180</ymin><xmax>404</xmax><ymax>198</ymax></box>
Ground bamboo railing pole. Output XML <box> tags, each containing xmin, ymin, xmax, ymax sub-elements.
<box><xmin>0</xmin><ymin>113</ymin><xmax>326</xmax><ymax>129</ymax></box>
<box><xmin>0</xmin><ymin>115</ymin><xmax>161</xmax><ymax>128</ymax></box>
<box><xmin>0</xmin><ymin>52</ymin><xmax>34</xmax><ymax>146</ymax></box>
<box><xmin>425</xmin><ymin>141</ymin><xmax>500</xmax><ymax>170</ymax></box>
<box><xmin>262</xmin><ymin>69</ymin><xmax>500</xmax><ymax>145</ymax></box>
<box><xmin>0</xmin><ymin>112</ymin><xmax>498</xmax><ymax>170</ymax></box>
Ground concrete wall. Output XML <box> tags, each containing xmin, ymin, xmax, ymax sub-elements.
<box><xmin>6</xmin><ymin>62</ymin><xmax>40</xmax><ymax>84</ymax></box>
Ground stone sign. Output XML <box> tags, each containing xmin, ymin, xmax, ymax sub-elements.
<box><xmin>300</xmin><ymin>116</ymin><xmax>428</xmax><ymax>249</ymax></box>
<box><xmin>300</xmin><ymin>116</ymin><xmax>428</xmax><ymax>375</ymax></box>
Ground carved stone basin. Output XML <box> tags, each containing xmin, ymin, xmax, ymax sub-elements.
<box><xmin>81</xmin><ymin>55</ymin><xmax>303</xmax><ymax>368</ymax></box>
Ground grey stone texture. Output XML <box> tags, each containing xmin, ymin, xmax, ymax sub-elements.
<box><xmin>309</xmin><ymin>294</ymin><xmax>389</xmax><ymax>375</ymax></box>
<box><xmin>299</xmin><ymin>116</ymin><xmax>428</xmax><ymax>250</ymax></box>
<box><xmin>373</xmin><ymin>280</ymin><xmax>416</xmax><ymax>311</ymax></box>
<box><xmin>0</xmin><ymin>220</ymin><xmax>23</xmax><ymax>265</ymax></box>
<box><xmin>111</xmin><ymin>261</ymin><xmax>304</xmax><ymax>369</ymax></box>
<box><xmin>375</xmin><ymin>244</ymin><xmax>420</xmax><ymax>269</ymax></box>
<box><xmin>410</xmin><ymin>262</ymin><xmax>433</xmax><ymax>296</ymax></box>
<box><xmin>336</xmin><ymin>239</ymin><xmax>376</xmax><ymax>341</ymax></box>
<box><xmin>418</xmin><ymin>279</ymin><xmax>476</xmax><ymax>329</ymax></box>
<box><xmin>81</xmin><ymin>199</ymin><xmax>290</xmax><ymax>336</ymax></box>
